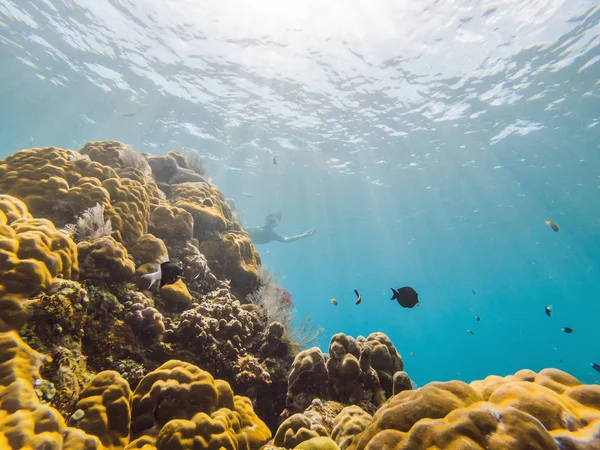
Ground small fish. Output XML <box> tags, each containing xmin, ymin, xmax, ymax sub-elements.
<box><xmin>560</xmin><ymin>359</ymin><xmax>563</xmax><ymax>363</ymax></box>
<box><xmin>354</xmin><ymin>289</ymin><xmax>361</xmax><ymax>305</ymax></box>
<box><xmin>142</xmin><ymin>259</ymin><xmax>184</xmax><ymax>289</ymax></box>
<box><xmin>272</xmin><ymin>155</ymin><xmax>277</xmax><ymax>165</ymax></box>
<box><xmin>546</xmin><ymin>220</ymin><xmax>560</xmax><ymax>232</ymax></box>
<box><xmin>472</xmin><ymin>289</ymin><xmax>476</xmax><ymax>295</ymax></box>
<box><xmin>591</xmin><ymin>363</ymin><xmax>600</xmax><ymax>373</ymax></box>
<box><xmin>410</xmin><ymin>352</ymin><xmax>414</xmax><ymax>357</ymax></box>
<box><xmin>330</xmin><ymin>298</ymin><xmax>338</xmax><ymax>306</ymax></box>
<box><xmin>122</xmin><ymin>112</ymin><xmax>136</xmax><ymax>117</ymax></box>
<box><xmin>30</xmin><ymin>136</ymin><xmax>34</xmax><ymax>146</ymax></box>
<box><xmin>476</xmin><ymin>315</ymin><xmax>480</xmax><ymax>322</ymax></box>
<box><xmin>466</xmin><ymin>329</ymin><xmax>474</xmax><ymax>335</ymax></box>
<box><xmin>242</xmin><ymin>192</ymin><xmax>253</xmax><ymax>198</ymax></box>
<box><xmin>545</xmin><ymin>305</ymin><xmax>553</xmax><ymax>317</ymax></box>
<box><xmin>391</xmin><ymin>287</ymin><xmax>419</xmax><ymax>308</ymax></box>
<box><xmin>562</xmin><ymin>327</ymin><xmax>574</xmax><ymax>334</ymax></box>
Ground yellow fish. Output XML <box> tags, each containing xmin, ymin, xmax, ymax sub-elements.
<box><xmin>466</xmin><ymin>329</ymin><xmax>474</xmax><ymax>335</ymax></box>
<box><xmin>330</xmin><ymin>298</ymin><xmax>338</xmax><ymax>306</ymax></box>
<box><xmin>546</xmin><ymin>220</ymin><xmax>560</xmax><ymax>232</ymax></box>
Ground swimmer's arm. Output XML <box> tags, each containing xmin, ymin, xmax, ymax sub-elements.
<box><xmin>281</xmin><ymin>229</ymin><xmax>315</xmax><ymax>242</ymax></box>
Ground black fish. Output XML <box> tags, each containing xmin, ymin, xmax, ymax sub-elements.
<box><xmin>562</xmin><ymin>327</ymin><xmax>574</xmax><ymax>334</ymax></box>
<box><xmin>272</xmin><ymin>155</ymin><xmax>277</xmax><ymax>165</ymax></box>
<box><xmin>476</xmin><ymin>315</ymin><xmax>480</xmax><ymax>322</ymax></box>
<box><xmin>142</xmin><ymin>260</ymin><xmax>184</xmax><ymax>289</ymax></box>
<box><xmin>122</xmin><ymin>112</ymin><xmax>136</xmax><ymax>117</ymax></box>
<box><xmin>354</xmin><ymin>289</ymin><xmax>361</xmax><ymax>305</ymax></box>
<box><xmin>391</xmin><ymin>287</ymin><xmax>419</xmax><ymax>308</ymax></box>
<box><xmin>545</xmin><ymin>305</ymin><xmax>553</xmax><ymax>317</ymax></box>
<box><xmin>592</xmin><ymin>363</ymin><xmax>600</xmax><ymax>373</ymax></box>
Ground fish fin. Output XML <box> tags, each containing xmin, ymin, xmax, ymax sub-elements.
<box><xmin>142</xmin><ymin>266</ymin><xmax>162</xmax><ymax>289</ymax></box>
<box><xmin>391</xmin><ymin>288</ymin><xmax>398</xmax><ymax>298</ymax></box>
<box><xmin>354</xmin><ymin>289</ymin><xmax>359</xmax><ymax>297</ymax></box>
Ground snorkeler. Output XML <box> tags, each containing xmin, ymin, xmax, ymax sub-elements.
<box><xmin>245</xmin><ymin>211</ymin><xmax>315</xmax><ymax>244</ymax></box>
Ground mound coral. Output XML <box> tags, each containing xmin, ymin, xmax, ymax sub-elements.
<box><xmin>0</xmin><ymin>331</ymin><xmax>272</xmax><ymax>449</ymax></box>
<box><xmin>0</xmin><ymin>194</ymin><xmax>79</xmax><ymax>320</ymax></box>
<box><xmin>284</xmin><ymin>332</ymin><xmax>404</xmax><ymax>418</ymax></box>
<box><xmin>0</xmin><ymin>146</ymin><xmax>153</xmax><ymax>249</ymax></box>
<box><xmin>347</xmin><ymin>368</ymin><xmax>600</xmax><ymax>449</ymax></box>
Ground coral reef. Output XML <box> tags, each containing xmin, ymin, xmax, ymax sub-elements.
<box><xmin>2</xmin><ymin>142</ymin><xmax>600</xmax><ymax>450</ymax></box>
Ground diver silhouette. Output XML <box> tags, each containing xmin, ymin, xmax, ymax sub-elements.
<box><xmin>245</xmin><ymin>211</ymin><xmax>315</xmax><ymax>244</ymax></box>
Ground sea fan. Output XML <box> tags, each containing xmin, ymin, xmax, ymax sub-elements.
<box><xmin>118</xmin><ymin>145</ymin><xmax>152</xmax><ymax>180</ymax></box>
<box><xmin>180</xmin><ymin>147</ymin><xmax>208</xmax><ymax>177</ymax></box>
<box><xmin>248</xmin><ymin>265</ymin><xmax>324</xmax><ymax>349</ymax></box>
<box><xmin>291</xmin><ymin>314</ymin><xmax>324</xmax><ymax>349</ymax></box>
<box><xmin>64</xmin><ymin>203</ymin><xmax>112</xmax><ymax>242</ymax></box>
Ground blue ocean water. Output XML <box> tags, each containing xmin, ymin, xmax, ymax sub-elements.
<box><xmin>1</xmin><ymin>0</ymin><xmax>599</xmax><ymax>388</ymax></box>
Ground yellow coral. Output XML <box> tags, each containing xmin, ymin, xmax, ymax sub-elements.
<box><xmin>0</xmin><ymin>145</ymin><xmax>161</xmax><ymax>250</ymax></box>
<box><xmin>78</xmin><ymin>236</ymin><xmax>136</xmax><ymax>282</ymax></box>
<box><xmin>130</xmin><ymin>234</ymin><xmax>168</xmax><ymax>266</ymax></box>
<box><xmin>198</xmin><ymin>231</ymin><xmax>261</xmax><ymax>297</ymax></box>
<box><xmin>331</xmin><ymin>406</ymin><xmax>372</xmax><ymax>450</ymax></box>
<box><xmin>0</xmin><ymin>196</ymin><xmax>79</xmax><ymax>301</ymax></box>
<box><xmin>274</xmin><ymin>413</ymin><xmax>329</xmax><ymax>448</ymax></box>
<box><xmin>130</xmin><ymin>360</ymin><xmax>270</xmax><ymax>449</ymax></box>
<box><xmin>159</xmin><ymin>279</ymin><xmax>193</xmax><ymax>305</ymax></box>
<box><xmin>149</xmin><ymin>202</ymin><xmax>194</xmax><ymax>241</ymax></box>
<box><xmin>294</xmin><ymin>437</ymin><xmax>341</xmax><ymax>450</ymax></box>
<box><xmin>156</xmin><ymin>397</ymin><xmax>271</xmax><ymax>450</ymax></box>
<box><xmin>169</xmin><ymin>182</ymin><xmax>231</xmax><ymax>236</ymax></box>
<box><xmin>349</xmin><ymin>369</ymin><xmax>600</xmax><ymax>450</ymax></box>
<box><xmin>0</xmin><ymin>331</ymin><xmax>66</xmax><ymax>448</ymax></box>
<box><xmin>74</xmin><ymin>370</ymin><xmax>133</xmax><ymax>450</ymax></box>
<box><xmin>130</xmin><ymin>360</ymin><xmax>226</xmax><ymax>437</ymax></box>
